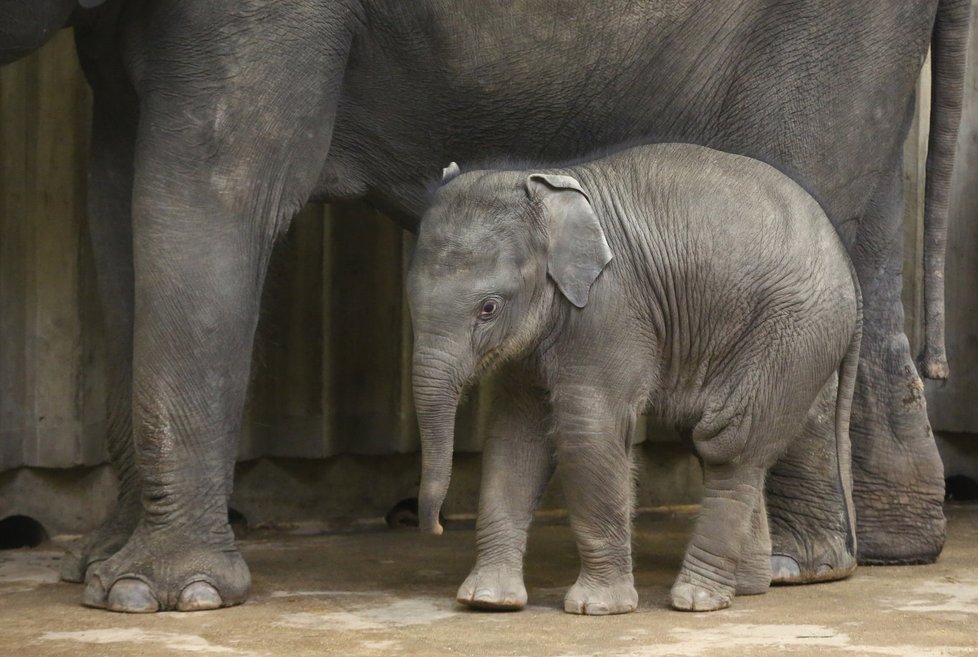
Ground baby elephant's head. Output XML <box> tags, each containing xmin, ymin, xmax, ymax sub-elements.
<box><xmin>408</xmin><ymin>163</ymin><xmax>613</xmax><ymax>534</ymax></box>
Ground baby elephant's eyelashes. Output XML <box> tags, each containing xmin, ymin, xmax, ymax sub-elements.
<box><xmin>478</xmin><ymin>298</ymin><xmax>501</xmax><ymax>321</ymax></box>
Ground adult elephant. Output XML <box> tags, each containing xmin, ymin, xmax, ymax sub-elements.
<box><xmin>11</xmin><ymin>0</ymin><xmax>967</xmax><ymax>612</ymax></box>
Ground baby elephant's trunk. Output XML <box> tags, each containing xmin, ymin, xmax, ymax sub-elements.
<box><xmin>412</xmin><ymin>352</ymin><xmax>464</xmax><ymax>535</ymax></box>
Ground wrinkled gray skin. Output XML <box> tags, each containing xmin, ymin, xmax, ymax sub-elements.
<box><xmin>0</xmin><ymin>0</ymin><xmax>77</xmax><ymax>65</ymax></box>
<box><xmin>408</xmin><ymin>144</ymin><xmax>862</xmax><ymax>614</ymax></box>
<box><xmin>0</xmin><ymin>0</ymin><xmax>968</xmax><ymax>612</ymax></box>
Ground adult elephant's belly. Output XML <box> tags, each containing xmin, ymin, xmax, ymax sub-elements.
<box><xmin>325</xmin><ymin>1</ymin><xmax>928</xmax><ymax>242</ymax></box>
<box><xmin>0</xmin><ymin>0</ymin><xmax>76</xmax><ymax>65</ymax></box>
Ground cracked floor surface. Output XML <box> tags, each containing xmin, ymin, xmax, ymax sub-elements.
<box><xmin>2</xmin><ymin>505</ymin><xmax>976</xmax><ymax>657</ymax></box>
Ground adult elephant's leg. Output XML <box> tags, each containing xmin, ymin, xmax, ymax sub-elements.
<box><xmin>60</xmin><ymin>91</ymin><xmax>142</xmax><ymax>583</ymax></box>
<box><xmin>767</xmin><ymin>377</ymin><xmax>856</xmax><ymax>583</ymax></box>
<box><xmin>849</xmin><ymin>164</ymin><xmax>945</xmax><ymax>564</ymax></box>
<box><xmin>767</xmin><ymin>161</ymin><xmax>945</xmax><ymax>567</ymax></box>
<box><xmin>84</xmin><ymin>147</ymin><xmax>310</xmax><ymax>612</ymax></box>
<box><xmin>457</xmin><ymin>362</ymin><xmax>555</xmax><ymax>611</ymax></box>
<box><xmin>82</xmin><ymin>17</ymin><xmax>351</xmax><ymax>612</ymax></box>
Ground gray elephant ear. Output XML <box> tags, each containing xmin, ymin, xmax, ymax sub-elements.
<box><xmin>526</xmin><ymin>173</ymin><xmax>613</xmax><ymax>308</ymax></box>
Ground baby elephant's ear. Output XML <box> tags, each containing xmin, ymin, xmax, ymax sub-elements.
<box><xmin>526</xmin><ymin>173</ymin><xmax>613</xmax><ymax>308</ymax></box>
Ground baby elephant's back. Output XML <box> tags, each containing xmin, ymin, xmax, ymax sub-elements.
<box><xmin>639</xmin><ymin>143</ymin><xmax>856</xmax><ymax>321</ymax></box>
<box><xmin>620</xmin><ymin>143</ymin><xmax>859</xmax><ymax>377</ymax></box>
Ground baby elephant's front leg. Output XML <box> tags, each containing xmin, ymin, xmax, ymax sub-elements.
<box><xmin>556</xmin><ymin>399</ymin><xmax>638</xmax><ymax>616</ymax></box>
<box><xmin>459</xmin><ymin>368</ymin><xmax>554</xmax><ymax>610</ymax></box>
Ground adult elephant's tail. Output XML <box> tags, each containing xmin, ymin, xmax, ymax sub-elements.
<box><xmin>919</xmin><ymin>0</ymin><xmax>971</xmax><ymax>380</ymax></box>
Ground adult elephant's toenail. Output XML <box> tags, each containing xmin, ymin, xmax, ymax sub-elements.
<box><xmin>177</xmin><ymin>581</ymin><xmax>223</xmax><ymax>611</ymax></box>
<box><xmin>81</xmin><ymin>574</ymin><xmax>108</xmax><ymax>608</ymax></box>
<box><xmin>83</xmin><ymin>559</ymin><xmax>106</xmax><ymax>583</ymax></box>
<box><xmin>106</xmin><ymin>578</ymin><xmax>160</xmax><ymax>613</ymax></box>
<box><xmin>770</xmin><ymin>554</ymin><xmax>802</xmax><ymax>582</ymax></box>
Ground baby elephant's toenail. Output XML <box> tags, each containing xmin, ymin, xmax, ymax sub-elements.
<box><xmin>81</xmin><ymin>575</ymin><xmax>108</xmax><ymax>609</ymax></box>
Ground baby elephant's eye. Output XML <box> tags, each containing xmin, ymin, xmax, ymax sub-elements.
<box><xmin>478</xmin><ymin>298</ymin><xmax>500</xmax><ymax>321</ymax></box>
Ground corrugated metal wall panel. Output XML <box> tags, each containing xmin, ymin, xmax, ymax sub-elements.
<box><xmin>0</xmin><ymin>31</ymin><xmax>107</xmax><ymax>470</ymax></box>
<box><xmin>241</xmin><ymin>202</ymin><xmax>427</xmax><ymax>459</ymax></box>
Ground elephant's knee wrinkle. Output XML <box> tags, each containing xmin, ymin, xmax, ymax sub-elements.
<box><xmin>692</xmin><ymin>411</ymin><xmax>754</xmax><ymax>467</ymax></box>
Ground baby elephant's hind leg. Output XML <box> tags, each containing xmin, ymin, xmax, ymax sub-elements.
<box><xmin>735</xmin><ymin>492</ymin><xmax>773</xmax><ymax>595</ymax></box>
<box><xmin>671</xmin><ymin>462</ymin><xmax>766</xmax><ymax>612</ymax></box>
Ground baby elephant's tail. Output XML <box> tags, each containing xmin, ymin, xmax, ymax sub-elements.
<box><xmin>835</xmin><ymin>264</ymin><xmax>863</xmax><ymax>561</ymax></box>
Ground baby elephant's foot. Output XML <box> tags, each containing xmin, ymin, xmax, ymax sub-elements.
<box><xmin>457</xmin><ymin>565</ymin><xmax>527</xmax><ymax>611</ymax></box>
<box><xmin>564</xmin><ymin>576</ymin><xmax>638</xmax><ymax>616</ymax></box>
<box><xmin>670</xmin><ymin>575</ymin><xmax>734</xmax><ymax>612</ymax></box>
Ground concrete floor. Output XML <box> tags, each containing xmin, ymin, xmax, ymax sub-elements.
<box><xmin>2</xmin><ymin>505</ymin><xmax>977</xmax><ymax>657</ymax></box>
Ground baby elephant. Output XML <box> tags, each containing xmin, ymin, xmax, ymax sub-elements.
<box><xmin>408</xmin><ymin>143</ymin><xmax>861</xmax><ymax>614</ymax></box>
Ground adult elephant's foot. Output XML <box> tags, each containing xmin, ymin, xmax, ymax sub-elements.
<box><xmin>767</xmin><ymin>508</ymin><xmax>857</xmax><ymax>585</ymax></box>
<box><xmin>767</xmin><ymin>492</ymin><xmax>856</xmax><ymax>585</ymax></box>
<box><xmin>82</xmin><ymin>523</ymin><xmax>250</xmax><ymax>613</ymax></box>
<box><xmin>59</xmin><ymin>496</ymin><xmax>140</xmax><ymax>584</ymax></box>
<box><xmin>770</xmin><ymin>553</ymin><xmax>855</xmax><ymax>585</ymax></box>
<box><xmin>457</xmin><ymin>564</ymin><xmax>527</xmax><ymax>610</ymax></box>
<box><xmin>851</xmin><ymin>334</ymin><xmax>946</xmax><ymax>564</ymax></box>
<box><xmin>564</xmin><ymin>575</ymin><xmax>637</xmax><ymax>615</ymax></box>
